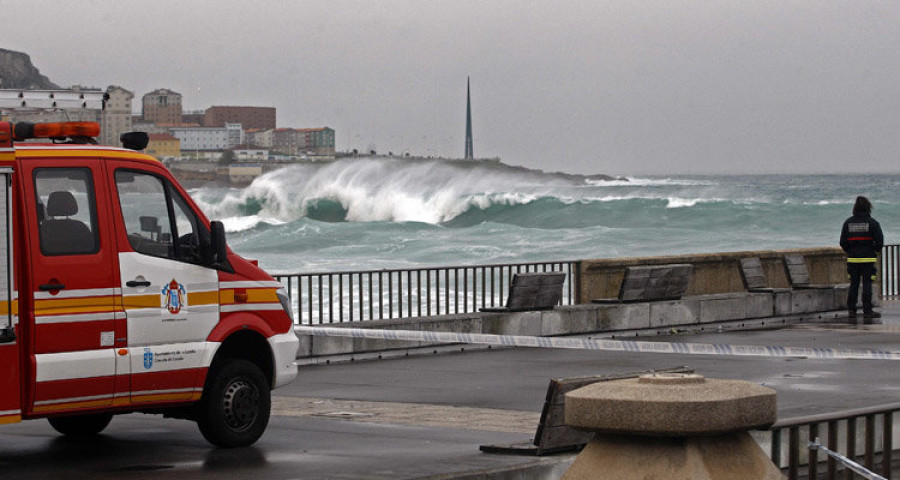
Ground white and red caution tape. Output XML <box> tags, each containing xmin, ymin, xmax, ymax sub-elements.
<box><xmin>295</xmin><ymin>326</ymin><xmax>900</xmax><ymax>361</ymax></box>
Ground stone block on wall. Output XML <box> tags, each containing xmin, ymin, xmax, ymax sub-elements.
<box><xmin>542</xmin><ymin>307</ymin><xmax>599</xmax><ymax>336</ymax></box>
<box><xmin>482</xmin><ymin>311</ymin><xmax>543</xmax><ymax>336</ymax></box>
<box><xmin>421</xmin><ymin>316</ymin><xmax>482</xmax><ymax>334</ymax></box>
<box><xmin>698</xmin><ymin>293</ymin><xmax>748</xmax><ymax>323</ymax></box>
<box><xmin>649</xmin><ymin>299</ymin><xmax>700</xmax><ymax>328</ymax></box>
<box><xmin>774</xmin><ymin>291</ymin><xmax>792</xmax><ymax>316</ymax></box>
<box><xmin>311</xmin><ymin>333</ymin><xmax>355</xmax><ymax>356</ymax></box>
<box><xmin>834</xmin><ymin>285</ymin><xmax>848</xmax><ymax>311</ymax></box>
<box><xmin>790</xmin><ymin>289</ymin><xmax>835</xmax><ymax>314</ymax></box>
<box><xmin>597</xmin><ymin>303</ymin><xmax>650</xmax><ymax>331</ymax></box>
<box><xmin>296</xmin><ymin>330</ymin><xmax>312</xmax><ymax>357</ymax></box>
<box><xmin>745</xmin><ymin>293</ymin><xmax>775</xmax><ymax>318</ymax></box>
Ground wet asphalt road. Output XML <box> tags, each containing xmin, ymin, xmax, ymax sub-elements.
<box><xmin>2</xmin><ymin>303</ymin><xmax>900</xmax><ymax>479</ymax></box>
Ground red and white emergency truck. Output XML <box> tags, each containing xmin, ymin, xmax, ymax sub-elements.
<box><xmin>0</xmin><ymin>92</ymin><xmax>298</xmax><ymax>447</ymax></box>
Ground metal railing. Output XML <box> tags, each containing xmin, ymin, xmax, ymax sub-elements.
<box><xmin>769</xmin><ymin>402</ymin><xmax>899</xmax><ymax>479</ymax></box>
<box><xmin>274</xmin><ymin>260</ymin><xmax>580</xmax><ymax>325</ymax></box>
<box><xmin>882</xmin><ymin>244</ymin><xmax>900</xmax><ymax>298</ymax></box>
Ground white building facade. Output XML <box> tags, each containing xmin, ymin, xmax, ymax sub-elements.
<box><xmin>100</xmin><ymin>85</ymin><xmax>133</xmax><ymax>146</ymax></box>
<box><xmin>169</xmin><ymin>126</ymin><xmax>230</xmax><ymax>151</ymax></box>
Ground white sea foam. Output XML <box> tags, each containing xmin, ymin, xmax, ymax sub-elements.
<box><xmin>221</xmin><ymin>215</ymin><xmax>263</xmax><ymax>232</ymax></box>
<box><xmin>586</xmin><ymin>177</ymin><xmax>718</xmax><ymax>187</ymax></box>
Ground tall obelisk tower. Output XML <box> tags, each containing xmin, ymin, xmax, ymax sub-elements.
<box><xmin>464</xmin><ymin>77</ymin><xmax>474</xmax><ymax>160</ymax></box>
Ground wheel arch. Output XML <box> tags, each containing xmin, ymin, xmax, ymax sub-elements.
<box><xmin>208</xmin><ymin>329</ymin><xmax>274</xmax><ymax>389</ymax></box>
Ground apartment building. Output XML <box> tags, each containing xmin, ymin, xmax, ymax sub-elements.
<box><xmin>271</xmin><ymin>127</ymin><xmax>335</xmax><ymax>156</ymax></box>
<box><xmin>297</xmin><ymin>127</ymin><xmax>335</xmax><ymax>156</ymax></box>
<box><xmin>170</xmin><ymin>123</ymin><xmax>243</xmax><ymax>151</ymax></box>
<box><xmin>204</xmin><ymin>106</ymin><xmax>275</xmax><ymax>130</ymax></box>
<box><xmin>100</xmin><ymin>85</ymin><xmax>133</xmax><ymax>146</ymax></box>
<box><xmin>142</xmin><ymin>88</ymin><xmax>182</xmax><ymax>125</ymax></box>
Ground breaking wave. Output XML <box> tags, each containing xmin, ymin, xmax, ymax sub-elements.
<box><xmin>193</xmin><ymin>157</ymin><xmax>835</xmax><ymax>232</ymax></box>
<box><xmin>182</xmin><ymin>164</ymin><xmax>900</xmax><ymax>272</ymax></box>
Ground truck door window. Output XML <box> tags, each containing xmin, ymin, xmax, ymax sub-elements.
<box><xmin>115</xmin><ymin>170</ymin><xmax>204</xmax><ymax>264</ymax></box>
<box><xmin>33</xmin><ymin>168</ymin><xmax>99</xmax><ymax>256</ymax></box>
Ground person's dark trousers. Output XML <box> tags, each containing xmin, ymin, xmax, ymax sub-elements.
<box><xmin>847</xmin><ymin>262</ymin><xmax>876</xmax><ymax>313</ymax></box>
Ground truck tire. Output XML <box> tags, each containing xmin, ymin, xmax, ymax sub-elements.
<box><xmin>48</xmin><ymin>413</ymin><xmax>113</xmax><ymax>437</ymax></box>
<box><xmin>197</xmin><ymin>358</ymin><xmax>271</xmax><ymax>447</ymax></box>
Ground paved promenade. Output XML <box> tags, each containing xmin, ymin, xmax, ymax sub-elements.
<box><xmin>2</xmin><ymin>303</ymin><xmax>899</xmax><ymax>479</ymax></box>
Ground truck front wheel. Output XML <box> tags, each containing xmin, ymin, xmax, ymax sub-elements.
<box><xmin>48</xmin><ymin>413</ymin><xmax>113</xmax><ymax>437</ymax></box>
<box><xmin>197</xmin><ymin>359</ymin><xmax>271</xmax><ymax>447</ymax></box>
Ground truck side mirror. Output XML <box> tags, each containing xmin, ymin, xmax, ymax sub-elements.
<box><xmin>0</xmin><ymin>327</ymin><xmax>15</xmax><ymax>344</ymax></box>
<box><xmin>210</xmin><ymin>221</ymin><xmax>229</xmax><ymax>268</ymax></box>
<box><xmin>121</xmin><ymin>132</ymin><xmax>149</xmax><ymax>151</ymax></box>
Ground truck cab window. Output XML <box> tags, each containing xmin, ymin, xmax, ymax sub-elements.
<box><xmin>34</xmin><ymin>168</ymin><xmax>99</xmax><ymax>256</ymax></box>
<box><xmin>115</xmin><ymin>170</ymin><xmax>205</xmax><ymax>264</ymax></box>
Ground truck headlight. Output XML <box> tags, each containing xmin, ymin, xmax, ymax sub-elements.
<box><xmin>276</xmin><ymin>287</ymin><xmax>295</xmax><ymax>323</ymax></box>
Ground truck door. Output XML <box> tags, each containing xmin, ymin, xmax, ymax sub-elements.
<box><xmin>109</xmin><ymin>166</ymin><xmax>219</xmax><ymax>404</ymax></box>
<box><xmin>0</xmin><ymin>168</ymin><xmax>21</xmax><ymax>424</ymax></box>
<box><xmin>22</xmin><ymin>162</ymin><xmax>123</xmax><ymax>413</ymax></box>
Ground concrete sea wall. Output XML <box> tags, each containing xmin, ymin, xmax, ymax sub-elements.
<box><xmin>576</xmin><ymin>247</ymin><xmax>849</xmax><ymax>302</ymax></box>
<box><xmin>298</xmin><ymin>247</ymin><xmax>859</xmax><ymax>360</ymax></box>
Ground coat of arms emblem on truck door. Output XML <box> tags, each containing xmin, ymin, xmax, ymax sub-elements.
<box><xmin>161</xmin><ymin>279</ymin><xmax>187</xmax><ymax>315</ymax></box>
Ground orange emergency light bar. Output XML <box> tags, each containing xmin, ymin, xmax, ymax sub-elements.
<box><xmin>13</xmin><ymin>121</ymin><xmax>101</xmax><ymax>141</ymax></box>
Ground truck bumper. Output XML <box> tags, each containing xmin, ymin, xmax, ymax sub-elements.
<box><xmin>268</xmin><ymin>331</ymin><xmax>299</xmax><ymax>389</ymax></box>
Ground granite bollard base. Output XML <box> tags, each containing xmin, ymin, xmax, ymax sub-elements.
<box><xmin>561</xmin><ymin>433</ymin><xmax>782</xmax><ymax>480</ymax></box>
<box><xmin>562</xmin><ymin>373</ymin><xmax>783</xmax><ymax>479</ymax></box>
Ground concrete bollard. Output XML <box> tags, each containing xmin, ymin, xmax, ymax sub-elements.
<box><xmin>561</xmin><ymin>373</ymin><xmax>783</xmax><ymax>479</ymax></box>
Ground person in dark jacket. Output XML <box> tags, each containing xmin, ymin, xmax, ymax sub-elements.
<box><xmin>839</xmin><ymin>196</ymin><xmax>884</xmax><ymax>320</ymax></box>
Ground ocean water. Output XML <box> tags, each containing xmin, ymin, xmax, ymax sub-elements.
<box><xmin>186</xmin><ymin>157</ymin><xmax>900</xmax><ymax>275</ymax></box>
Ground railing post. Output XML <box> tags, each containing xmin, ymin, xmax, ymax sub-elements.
<box><xmin>348</xmin><ymin>273</ymin><xmax>354</xmax><ymax>322</ymax></box>
<box><xmin>356</xmin><ymin>273</ymin><xmax>366</xmax><ymax>322</ymax></box>
<box><xmin>489</xmin><ymin>266</ymin><xmax>494</xmax><ymax>307</ymax></box>
<box><xmin>481</xmin><ymin>267</ymin><xmax>486</xmax><ymax>309</ymax></box>
<box><xmin>378</xmin><ymin>271</ymin><xmax>384</xmax><ymax>320</ymax></box>
<box><xmin>809</xmin><ymin>423</ymin><xmax>819</xmax><ymax>480</ymax></box>
<box><xmin>416</xmin><ymin>270</ymin><xmax>422</xmax><ymax>317</ymax></box>
<box><xmin>771</xmin><ymin>428</ymin><xmax>782</xmax><ymax>468</ymax></box>
<box><xmin>319</xmin><ymin>275</ymin><xmax>325</xmax><ymax>324</ymax></box>
<box><xmin>434</xmin><ymin>269</ymin><xmax>440</xmax><ymax>315</ymax></box>
<box><xmin>454</xmin><ymin>268</ymin><xmax>459</xmax><ymax>314</ymax></box>
<box><xmin>828</xmin><ymin>420</ymin><xmax>838</xmax><ymax>480</ymax></box>
<box><xmin>789</xmin><ymin>426</ymin><xmax>799</xmax><ymax>479</ymax></box>
<box><xmin>426</xmin><ymin>269</ymin><xmax>431</xmax><ymax>316</ymax></box>
<box><xmin>444</xmin><ymin>268</ymin><xmax>450</xmax><ymax>315</ymax></box>
<box><xmin>327</xmin><ymin>275</ymin><xmax>333</xmax><ymax>323</ymax></box>
<box><xmin>297</xmin><ymin>276</ymin><xmax>304</xmax><ymax>324</ymax></box>
<box><xmin>865</xmin><ymin>414</ymin><xmax>875</xmax><ymax>471</ymax></box>
<box><xmin>368</xmin><ymin>273</ymin><xmax>373</xmax><ymax>320</ymax></box>
<box><xmin>883</xmin><ymin>411</ymin><xmax>893</xmax><ymax>477</ymax></box>
<box><xmin>846</xmin><ymin>417</ymin><xmax>856</xmax><ymax>480</ymax></box>
<box><xmin>338</xmin><ymin>274</ymin><xmax>343</xmax><ymax>323</ymax></box>
<box><xmin>573</xmin><ymin>261</ymin><xmax>582</xmax><ymax>304</ymax></box>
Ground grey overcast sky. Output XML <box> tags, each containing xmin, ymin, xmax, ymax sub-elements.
<box><xmin>4</xmin><ymin>0</ymin><xmax>899</xmax><ymax>175</ymax></box>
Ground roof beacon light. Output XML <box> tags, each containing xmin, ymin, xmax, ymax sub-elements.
<box><xmin>13</xmin><ymin>122</ymin><xmax>101</xmax><ymax>141</ymax></box>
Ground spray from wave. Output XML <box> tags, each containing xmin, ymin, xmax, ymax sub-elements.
<box><xmin>192</xmin><ymin>157</ymin><xmax>622</xmax><ymax>229</ymax></box>
<box><xmin>186</xmin><ymin>159</ymin><xmax>894</xmax><ymax>238</ymax></box>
